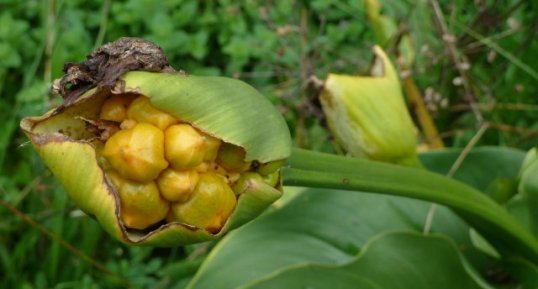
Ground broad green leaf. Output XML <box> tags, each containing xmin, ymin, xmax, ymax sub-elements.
<box><xmin>420</xmin><ymin>147</ymin><xmax>525</xmax><ymax>192</ymax></box>
<box><xmin>503</xmin><ymin>258</ymin><xmax>538</xmax><ymax>289</ymax></box>
<box><xmin>506</xmin><ymin>195</ymin><xmax>535</xmax><ymax>238</ymax></box>
<box><xmin>515</xmin><ymin>148</ymin><xmax>538</xmax><ymax>237</ymax></box>
<box><xmin>242</xmin><ymin>232</ymin><xmax>487</xmax><ymax>289</ymax></box>
<box><xmin>424</xmin><ymin>147</ymin><xmax>536</xmax><ymax>238</ymax></box>
<box><xmin>469</xmin><ymin>229</ymin><xmax>501</xmax><ymax>259</ymax></box>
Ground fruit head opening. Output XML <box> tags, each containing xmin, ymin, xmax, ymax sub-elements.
<box><xmin>97</xmin><ymin>94</ymin><xmax>280</xmax><ymax>233</ymax></box>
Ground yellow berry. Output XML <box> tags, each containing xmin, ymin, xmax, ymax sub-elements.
<box><xmin>202</xmin><ymin>133</ymin><xmax>221</xmax><ymax>161</ymax></box>
<box><xmin>225</xmin><ymin>172</ymin><xmax>241</xmax><ymax>184</ymax></box>
<box><xmin>157</xmin><ymin>169</ymin><xmax>199</xmax><ymax>202</ymax></box>
<box><xmin>106</xmin><ymin>170</ymin><xmax>124</xmax><ymax>188</ymax></box>
<box><xmin>164</xmin><ymin>124</ymin><xmax>205</xmax><ymax>170</ymax></box>
<box><xmin>109</xmin><ymin>174</ymin><xmax>169</xmax><ymax>230</ymax></box>
<box><xmin>127</xmin><ymin>96</ymin><xmax>177</xmax><ymax>130</ymax></box>
<box><xmin>216</xmin><ymin>143</ymin><xmax>251</xmax><ymax>172</ymax></box>
<box><xmin>170</xmin><ymin>172</ymin><xmax>236</xmax><ymax>233</ymax></box>
<box><xmin>208</xmin><ymin>162</ymin><xmax>227</xmax><ymax>175</ymax></box>
<box><xmin>194</xmin><ymin>162</ymin><xmax>210</xmax><ymax>173</ymax></box>
<box><xmin>100</xmin><ymin>95</ymin><xmax>136</xmax><ymax>122</ymax></box>
<box><xmin>205</xmin><ymin>162</ymin><xmax>239</xmax><ymax>184</ymax></box>
<box><xmin>232</xmin><ymin>172</ymin><xmax>264</xmax><ymax>195</ymax></box>
<box><xmin>103</xmin><ymin>123</ymin><xmax>168</xmax><ymax>182</ymax></box>
<box><xmin>120</xmin><ymin>119</ymin><xmax>137</xmax><ymax>130</ymax></box>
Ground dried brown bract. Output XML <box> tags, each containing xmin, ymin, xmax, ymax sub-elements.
<box><xmin>54</xmin><ymin>37</ymin><xmax>175</xmax><ymax>105</ymax></box>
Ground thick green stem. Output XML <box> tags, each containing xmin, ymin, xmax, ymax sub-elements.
<box><xmin>282</xmin><ymin>148</ymin><xmax>538</xmax><ymax>263</ymax></box>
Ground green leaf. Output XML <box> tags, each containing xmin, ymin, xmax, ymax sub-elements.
<box><xmin>502</xmin><ymin>258</ymin><xmax>538</xmax><ymax>289</ymax></box>
<box><xmin>516</xmin><ymin>148</ymin><xmax>538</xmax><ymax>237</ymax></box>
<box><xmin>242</xmin><ymin>232</ymin><xmax>488</xmax><ymax>289</ymax></box>
<box><xmin>419</xmin><ymin>147</ymin><xmax>525</xmax><ymax>191</ymax></box>
<box><xmin>0</xmin><ymin>42</ymin><xmax>21</xmax><ymax>68</ymax></box>
<box><xmin>469</xmin><ymin>229</ymin><xmax>501</xmax><ymax>259</ymax></box>
<box><xmin>15</xmin><ymin>80</ymin><xmax>48</xmax><ymax>104</ymax></box>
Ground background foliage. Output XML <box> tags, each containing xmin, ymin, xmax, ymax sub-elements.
<box><xmin>1</xmin><ymin>0</ymin><xmax>537</xmax><ymax>288</ymax></box>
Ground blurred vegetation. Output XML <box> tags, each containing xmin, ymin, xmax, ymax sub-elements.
<box><xmin>0</xmin><ymin>0</ymin><xmax>537</xmax><ymax>288</ymax></box>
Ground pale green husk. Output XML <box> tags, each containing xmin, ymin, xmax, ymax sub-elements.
<box><xmin>319</xmin><ymin>46</ymin><xmax>419</xmax><ymax>166</ymax></box>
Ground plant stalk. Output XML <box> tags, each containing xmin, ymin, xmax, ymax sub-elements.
<box><xmin>282</xmin><ymin>148</ymin><xmax>538</xmax><ymax>263</ymax></box>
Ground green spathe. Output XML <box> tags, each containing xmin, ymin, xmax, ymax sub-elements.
<box><xmin>320</xmin><ymin>46</ymin><xmax>419</xmax><ymax>166</ymax></box>
<box><xmin>20</xmin><ymin>72</ymin><xmax>289</xmax><ymax>246</ymax></box>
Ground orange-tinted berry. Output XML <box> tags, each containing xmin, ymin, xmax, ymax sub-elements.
<box><xmin>100</xmin><ymin>95</ymin><xmax>136</xmax><ymax>122</ymax></box>
<box><xmin>164</xmin><ymin>124</ymin><xmax>205</xmax><ymax>170</ymax></box>
<box><xmin>111</xmin><ymin>175</ymin><xmax>169</xmax><ymax>230</ymax></box>
<box><xmin>127</xmin><ymin>96</ymin><xmax>177</xmax><ymax>130</ymax></box>
<box><xmin>157</xmin><ymin>169</ymin><xmax>199</xmax><ymax>202</ymax></box>
<box><xmin>202</xmin><ymin>133</ymin><xmax>221</xmax><ymax>161</ymax></box>
<box><xmin>170</xmin><ymin>172</ymin><xmax>236</xmax><ymax>233</ymax></box>
<box><xmin>103</xmin><ymin>123</ymin><xmax>168</xmax><ymax>182</ymax></box>
<box><xmin>232</xmin><ymin>172</ymin><xmax>264</xmax><ymax>195</ymax></box>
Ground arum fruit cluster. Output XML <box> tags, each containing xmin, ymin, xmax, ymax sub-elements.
<box><xmin>21</xmin><ymin>38</ymin><xmax>291</xmax><ymax>246</ymax></box>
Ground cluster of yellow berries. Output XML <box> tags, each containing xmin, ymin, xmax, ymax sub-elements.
<box><xmin>97</xmin><ymin>95</ymin><xmax>279</xmax><ymax>232</ymax></box>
